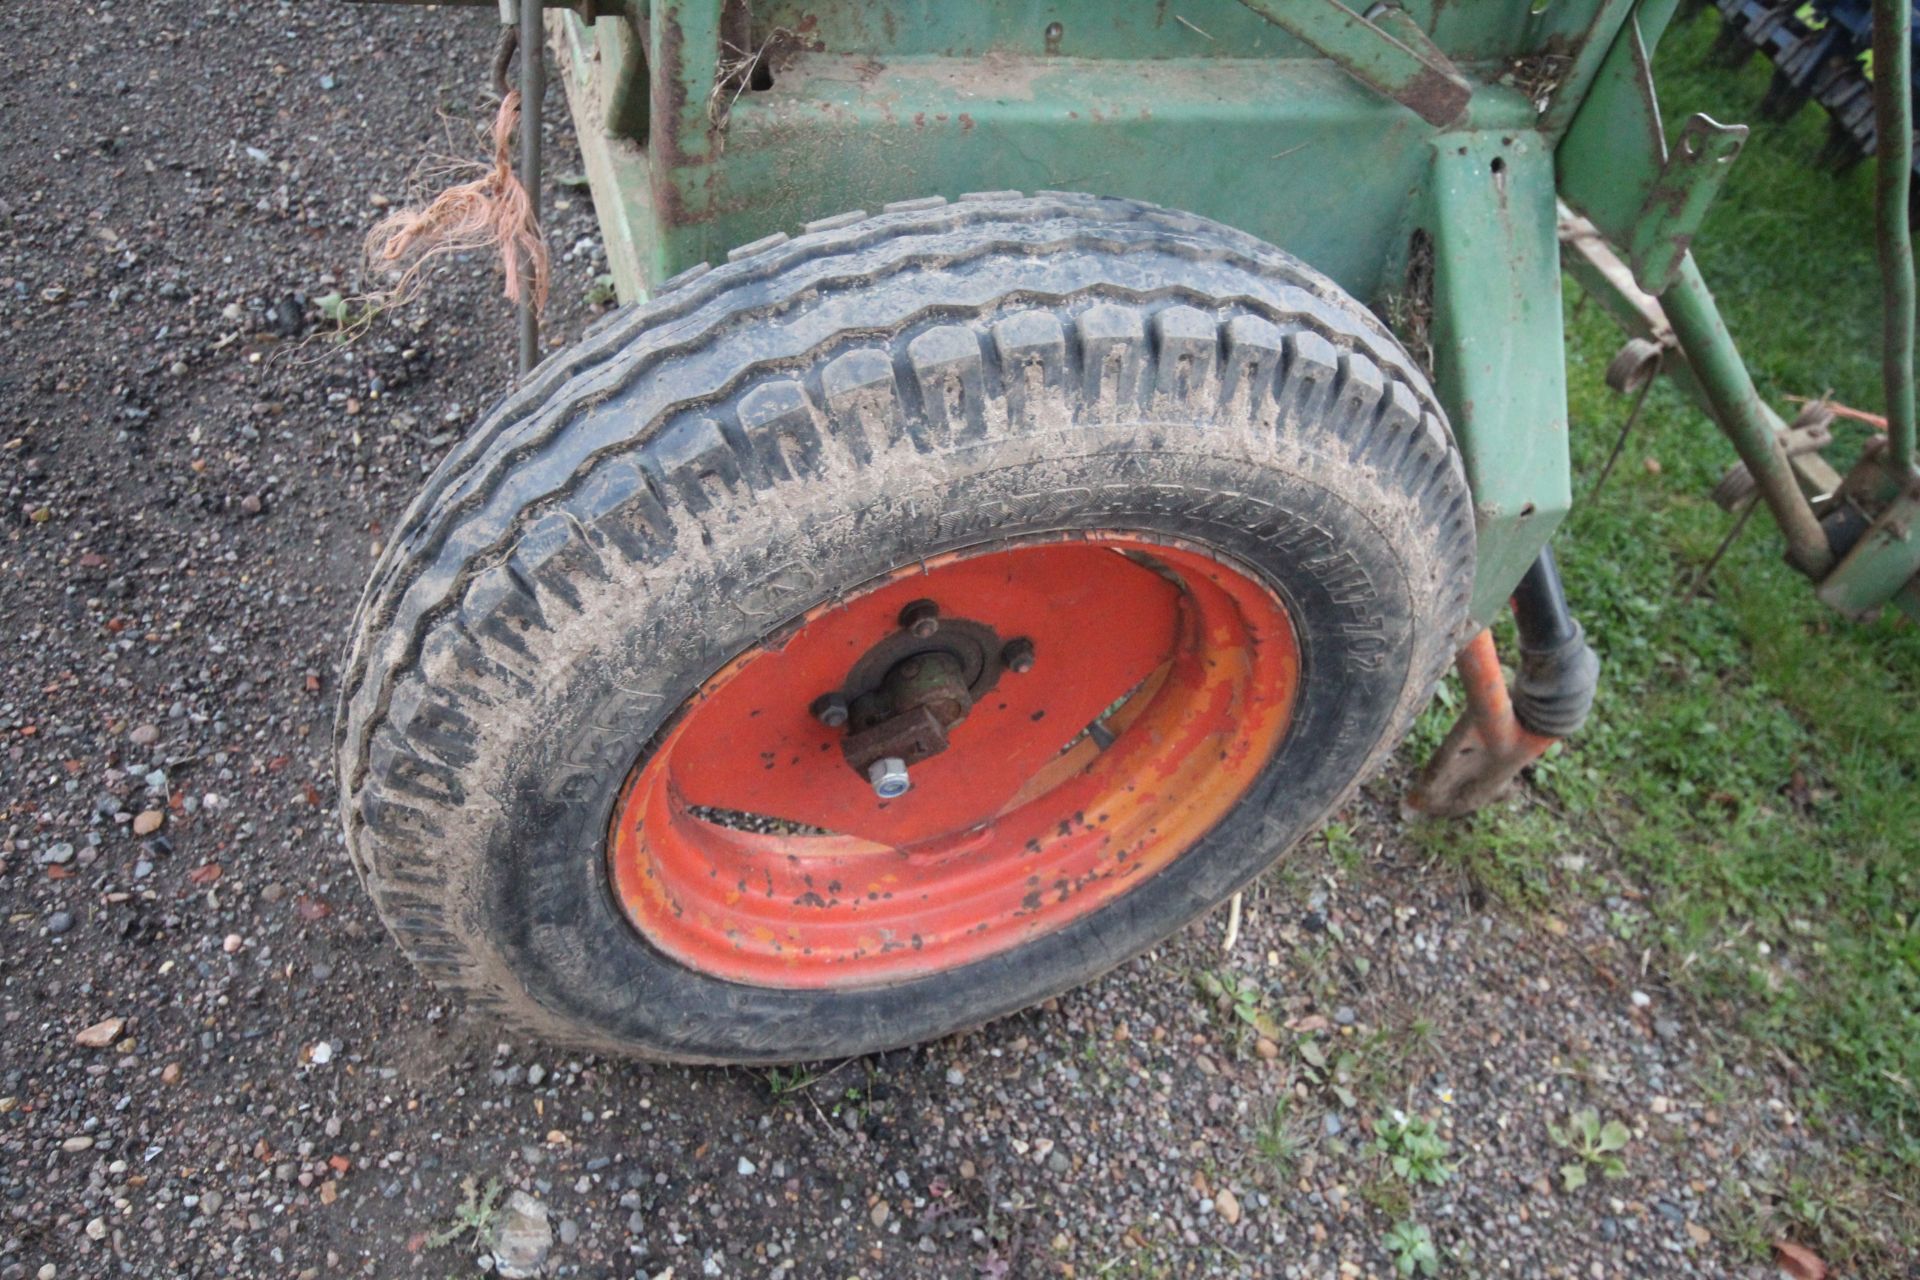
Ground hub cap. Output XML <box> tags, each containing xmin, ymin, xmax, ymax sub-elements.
<box><xmin>607</xmin><ymin>534</ymin><xmax>1301</xmax><ymax>988</ymax></box>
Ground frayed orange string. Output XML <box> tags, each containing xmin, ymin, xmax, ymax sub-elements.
<box><xmin>1786</xmin><ymin>393</ymin><xmax>1890</xmax><ymax>431</ymax></box>
<box><xmin>364</xmin><ymin>91</ymin><xmax>549</xmax><ymax>313</ymax></box>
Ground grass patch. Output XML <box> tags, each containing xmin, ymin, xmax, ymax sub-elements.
<box><xmin>1417</xmin><ymin>6</ymin><xmax>1920</xmax><ymax>1233</ymax></box>
<box><xmin>1253</xmin><ymin>1097</ymin><xmax>1310</xmax><ymax>1181</ymax></box>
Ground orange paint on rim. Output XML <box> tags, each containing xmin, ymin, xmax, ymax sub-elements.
<box><xmin>607</xmin><ymin>535</ymin><xmax>1300</xmax><ymax>988</ymax></box>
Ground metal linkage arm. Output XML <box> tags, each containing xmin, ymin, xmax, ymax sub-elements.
<box><xmin>1406</xmin><ymin>631</ymin><xmax>1560</xmax><ymax>819</ymax></box>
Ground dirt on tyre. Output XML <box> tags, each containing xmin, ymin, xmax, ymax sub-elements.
<box><xmin>335</xmin><ymin>192</ymin><xmax>1475</xmax><ymax>1062</ymax></box>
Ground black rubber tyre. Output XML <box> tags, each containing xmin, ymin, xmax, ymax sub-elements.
<box><xmin>335</xmin><ymin>192</ymin><xmax>1475</xmax><ymax>1061</ymax></box>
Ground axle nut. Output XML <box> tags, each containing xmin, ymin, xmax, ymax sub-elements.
<box><xmin>810</xmin><ymin>692</ymin><xmax>849</xmax><ymax>728</ymax></box>
<box><xmin>1002</xmin><ymin>637</ymin><xmax>1036</xmax><ymax>674</ymax></box>
<box><xmin>898</xmin><ymin>599</ymin><xmax>941</xmax><ymax>639</ymax></box>
<box><xmin>868</xmin><ymin>756</ymin><xmax>910</xmax><ymax>799</ymax></box>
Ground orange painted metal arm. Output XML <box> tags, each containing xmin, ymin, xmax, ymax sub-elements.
<box><xmin>1406</xmin><ymin>629</ymin><xmax>1560</xmax><ymax>818</ymax></box>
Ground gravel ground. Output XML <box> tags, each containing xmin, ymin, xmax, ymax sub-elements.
<box><xmin>0</xmin><ymin>3</ymin><xmax>1893</xmax><ymax>1278</ymax></box>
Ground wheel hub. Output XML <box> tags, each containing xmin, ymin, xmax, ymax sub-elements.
<box><xmin>606</xmin><ymin>534</ymin><xmax>1302</xmax><ymax>988</ymax></box>
<box><xmin>813</xmin><ymin>599</ymin><xmax>1033</xmax><ymax>789</ymax></box>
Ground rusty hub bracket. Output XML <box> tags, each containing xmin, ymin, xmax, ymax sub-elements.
<box><xmin>844</xmin><ymin>704</ymin><xmax>950</xmax><ymax>778</ymax></box>
<box><xmin>842</xmin><ymin>651</ymin><xmax>973</xmax><ymax>774</ymax></box>
<box><xmin>1406</xmin><ymin>629</ymin><xmax>1561</xmax><ymax>820</ymax></box>
<box><xmin>813</xmin><ymin>603</ymin><xmax>1029</xmax><ymax>781</ymax></box>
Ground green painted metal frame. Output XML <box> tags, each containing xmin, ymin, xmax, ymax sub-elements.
<box><xmin>536</xmin><ymin>0</ymin><xmax>1918</xmax><ymax>622</ymax></box>
<box><xmin>1874</xmin><ymin>0</ymin><xmax>1917</xmax><ymax>479</ymax></box>
<box><xmin>1556</xmin><ymin>0</ymin><xmax>1832</xmax><ymax>581</ymax></box>
<box><xmin>1553</xmin><ymin>0</ymin><xmax>1919</xmax><ymax>613</ymax></box>
<box><xmin>1421</xmin><ymin>131</ymin><xmax>1570</xmax><ymax>623</ymax></box>
<box><xmin>550</xmin><ymin>0</ymin><xmax>1633</xmax><ymax>626</ymax></box>
<box><xmin>1627</xmin><ymin>113</ymin><xmax>1746</xmax><ymax>295</ymax></box>
<box><xmin>1231</xmin><ymin>0</ymin><xmax>1472</xmax><ymax>127</ymax></box>
<box><xmin>1818</xmin><ymin>478</ymin><xmax>1920</xmax><ymax>618</ymax></box>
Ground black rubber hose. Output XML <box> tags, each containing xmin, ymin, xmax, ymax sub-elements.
<box><xmin>1509</xmin><ymin>546</ymin><xmax>1602</xmax><ymax>738</ymax></box>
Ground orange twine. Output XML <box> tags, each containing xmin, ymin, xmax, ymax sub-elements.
<box><xmin>364</xmin><ymin>91</ymin><xmax>549</xmax><ymax>313</ymax></box>
<box><xmin>1786</xmin><ymin>394</ymin><xmax>1890</xmax><ymax>432</ymax></box>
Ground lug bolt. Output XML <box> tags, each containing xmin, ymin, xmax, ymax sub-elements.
<box><xmin>868</xmin><ymin>756</ymin><xmax>910</xmax><ymax>799</ymax></box>
<box><xmin>899</xmin><ymin>599</ymin><xmax>941</xmax><ymax>638</ymax></box>
<box><xmin>810</xmin><ymin>692</ymin><xmax>849</xmax><ymax>727</ymax></box>
<box><xmin>1002</xmin><ymin>637</ymin><xmax>1036</xmax><ymax>674</ymax></box>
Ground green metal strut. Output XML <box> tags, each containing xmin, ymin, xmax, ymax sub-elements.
<box><xmin>1874</xmin><ymin>0</ymin><xmax>1917</xmax><ymax>478</ymax></box>
<box><xmin>518</xmin><ymin>0</ymin><xmax>545</xmax><ymax>377</ymax></box>
<box><xmin>1663</xmin><ymin>255</ymin><xmax>1835</xmax><ymax>579</ymax></box>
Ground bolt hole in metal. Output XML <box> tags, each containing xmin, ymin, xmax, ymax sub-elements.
<box><xmin>607</xmin><ymin>534</ymin><xmax>1302</xmax><ymax>987</ymax></box>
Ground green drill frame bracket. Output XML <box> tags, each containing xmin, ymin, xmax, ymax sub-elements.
<box><xmin>1231</xmin><ymin>0</ymin><xmax>1472</xmax><ymax>128</ymax></box>
<box><xmin>1818</xmin><ymin>478</ymin><xmax>1920</xmax><ymax>620</ymax></box>
<box><xmin>1557</xmin><ymin>0</ymin><xmax>1834</xmax><ymax>580</ymax></box>
<box><xmin>1555</xmin><ymin>0</ymin><xmax>1677</xmax><ymax>246</ymax></box>
<box><xmin>1423</xmin><ymin>133</ymin><xmax>1571</xmax><ymax>624</ymax></box>
<box><xmin>1628</xmin><ymin>113</ymin><xmax>1747</xmax><ymax>295</ymax></box>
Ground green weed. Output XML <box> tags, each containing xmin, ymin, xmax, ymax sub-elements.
<box><xmin>313</xmin><ymin>290</ymin><xmax>384</xmax><ymax>335</ymax></box>
<box><xmin>1548</xmin><ymin>1108</ymin><xmax>1630</xmax><ymax>1191</ymax></box>
<box><xmin>1321</xmin><ymin>820</ymin><xmax>1366</xmax><ymax>874</ymax></box>
<box><xmin>1381</xmin><ymin>1219</ymin><xmax>1440</xmax><ymax>1277</ymax></box>
<box><xmin>760</xmin><ymin>1065</ymin><xmax>819</xmax><ymax>1099</ymax></box>
<box><xmin>1294</xmin><ymin>1034</ymin><xmax>1362</xmax><ymax>1111</ymax></box>
<box><xmin>1194</xmin><ymin>969</ymin><xmax>1282</xmax><ymax>1041</ymax></box>
<box><xmin>425</xmin><ymin>1175</ymin><xmax>504</xmax><ymax>1251</ymax></box>
<box><xmin>585</xmin><ymin>273</ymin><xmax>619</xmax><ymax>308</ymax></box>
<box><xmin>1372</xmin><ymin>1111</ymin><xmax>1454</xmax><ymax>1187</ymax></box>
<box><xmin>1360</xmin><ymin>1173</ymin><xmax>1413</xmax><ymax>1220</ymax></box>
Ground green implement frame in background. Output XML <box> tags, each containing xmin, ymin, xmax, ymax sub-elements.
<box><xmin>356</xmin><ymin>0</ymin><xmax>1920</xmax><ymax>625</ymax></box>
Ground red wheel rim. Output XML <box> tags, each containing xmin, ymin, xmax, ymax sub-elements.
<box><xmin>607</xmin><ymin>534</ymin><xmax>1301</xmax><ymax>988</ymax></box>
